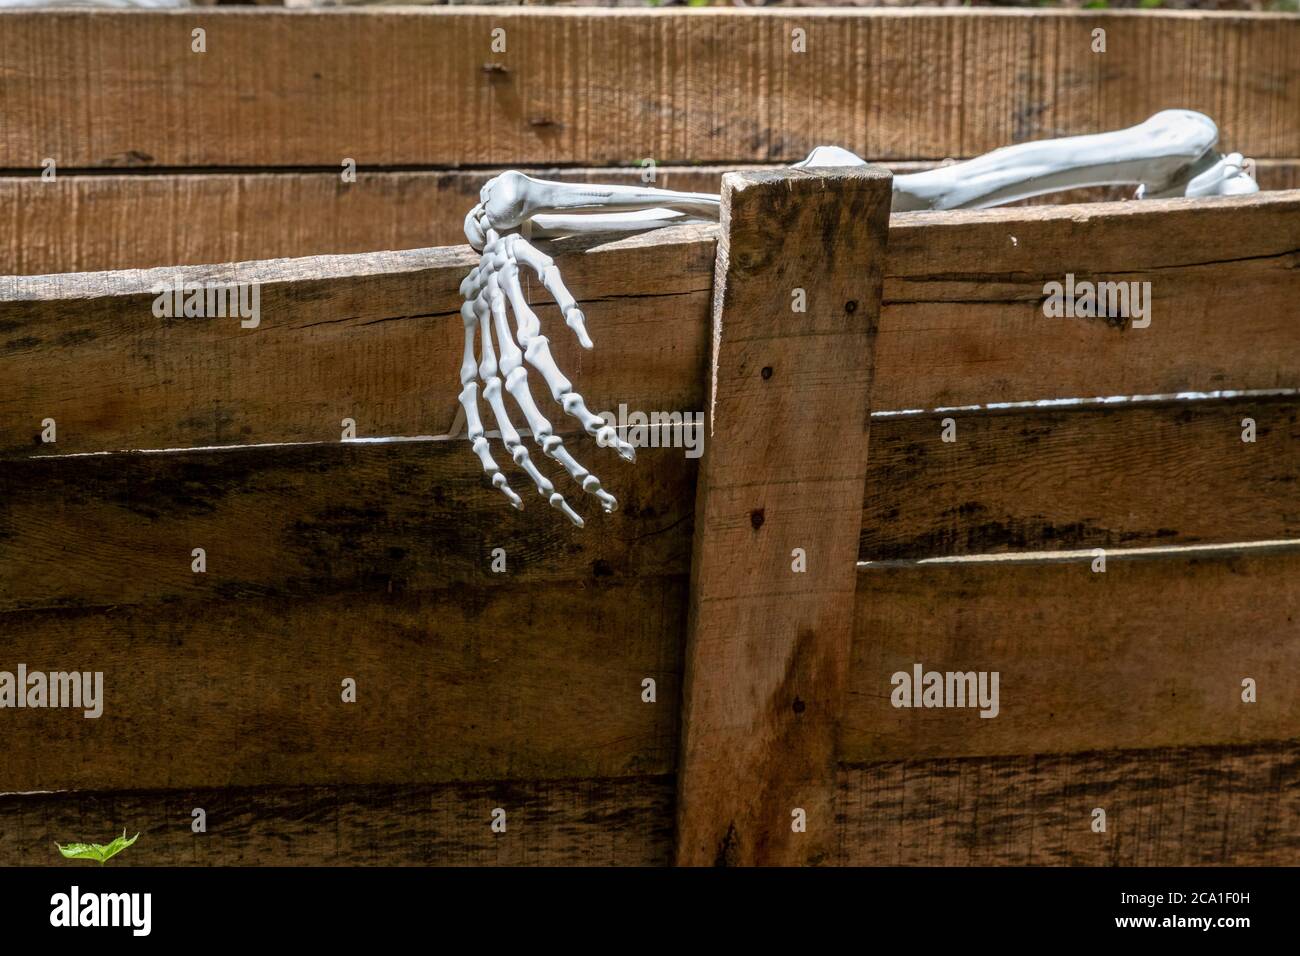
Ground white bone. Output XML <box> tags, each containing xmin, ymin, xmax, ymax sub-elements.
<box><xmin>500</xmin><ymin>233</ymin><xmax>595</xmax><ymax>350</ymax></box>
<box><xmin>496</xmin><ymin>240</ymin><xmax>638</xmax><ymax>463</ymax></box>
<box><xmin>463</xmin><ymin>268</ymin><xmax>571</xmax><ymax>512</ymax></box>
<box><xmin>469</xmin><ymin>111</ymin><xmax>1245</xmax><ymax>246</ymax></box>
<box><xmin>469</xmin><ymin>286</ymin><xmax>555</xmax><ymax>504</ymax></box>
<box><xmin>889</xmin><ymin>110</ymin><xmax>1223</xmax><ymax>210</ymax></box>
<box><xmin>456</xmin><ymin>286</ymin><xmax>521</xmax><ymax>509</ymax></box>
<box><xmin>482</xmin><ymin>265</ymin><xmax>598</xmax><ymax>527</ymax></box>
<box><xmin>1184</xmin><ymin>152</ymin><xmax>1259</xmax><ymax>198</ymax></box>
<box><xmin>458</xmin><ymin>109</ymin><xmax>1261</xmax><ymax>527</ymax></box>
<box><xmin>477</xmin><ymin>171</ymin><xmax>720</xmax><ymax>232</ymax></box>
<box><xmin>792</xmin><ymin>145</ymin><xmax>873</xmax><ymax>168</ymax></box>
<box><xmin>522</xmin><ymin>208</ymin><xmax>705</xmax><ymax>241</ymax></box>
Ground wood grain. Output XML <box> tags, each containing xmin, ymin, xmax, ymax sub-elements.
<box><xmin>0</xmin><ymin>437</ymin><xmax>696</xmax><ymax>612</ymax></box>
<box><xmin>2</xmin><ymin>10</ymin><xmax>1294</xmax><ymax>168</ymax></box>
<box><xmin>0</xmin><ymin>580</ymin><xmax>686</xmax><ymax>792</ymax></box>
<box><xmin>844</xmin><ymin>545</ymin><xmax>1300</xmax><ymax>762</ymax></box>
<box><xmin>6</xmin><ymin>192</ymin><xmax>1296</xmax><ymax>461</ymax></box>
<box><xmin>837</xmin><ymin>740</ymin><xmax>1300</xmax><ymax>865</ymax></box>
<box><xmin>675</xmin><ymin>166</ymin><xmax>892</xmax><ymax>866</ymax></box>
<box><xmin>876</xmin><ymin>191</ymin><xmax>1300</xmax><ymax>410</ymax></box>
<box><xmin>4</xmin><ymin>392</ymin><xmax>1285</xmax><ymax>613</ymax></box>
<box><xmin>13</xmin><ymin>161</ymin><xmax>1297</xmax><ymax>276</ymax></box>
<box><xmin>860</xmin><ymin>395</ymin><xmax>1300</xmax><ymax>561</ymax></box>
<box><xmin>0</xmin><ymin>775</ymin><xmax>676</xmax><ymax>866</ymax></box>
<box><xmin>0</xmin><ymin>226</ymin><xmax>715</xmax><ymax>458</ymax></box>
<box><xmin>0</xmin><ymin>166</ymin><xmax>730</xmax><ymax>276</ymax></box>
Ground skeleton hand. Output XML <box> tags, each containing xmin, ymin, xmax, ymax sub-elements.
<box><xmin>458</xmin><ymin>210</ymin><xmax>625</xmax><ymax>527</ymax></box>
<box><xmin>457</xmin><ymin>173</ymin><xmax>720</xmax><ymax>527</ymax></box>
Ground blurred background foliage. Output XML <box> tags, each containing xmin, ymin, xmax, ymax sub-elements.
<box><xmin>466</xmin><ymin>0</ymin><xmax>1299</xmax><ymax>11</ymax></box>
<box><xmin>271</xmin><ymin>0</ymin><xmax>1300</xmax><ymax>12</ymax></box>
<box><xmin>643</xmin><ymin>0</ymin><xmax>1300</xmax><ymax>10</ymax></box>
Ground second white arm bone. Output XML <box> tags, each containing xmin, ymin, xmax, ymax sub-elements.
<box><xmin>889</xmin><ymin>110</ymin><xmax>1254</xmax><ymax>210</ymax></box>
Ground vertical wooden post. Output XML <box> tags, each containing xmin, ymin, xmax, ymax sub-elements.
<box><xmin>674</xmin><ymin>166</ymin><xmax>892</xmax><ymax>866</ymax></box>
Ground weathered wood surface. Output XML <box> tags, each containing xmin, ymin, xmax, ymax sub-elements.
<box><xmin>13</xmin><ymin>161</ymin><xmax>1297</xmax><ymax>276</ymax></box>
<box><xmin>675</xmin><ymin>166</ymin><xmax>892</xmax><ymax>866</ymax></box>
<box><xmin>0</xmin><ymin>580</ymin><xmax>686</xmax><ymax>792</ymax></box>
<box><xmin>2</xmin><ymin>10</ymin><xmax>1294</xmax><ymax>168</ymax></box>
<box><xmin>0</xmin><ymin>226</ymin><xmax>715</xmax><ymax>458</ymax></box>
<box><xmin>837</xmin><ymin>740</ymin><xmax>1300</xmax><ymax>865</ymax></box>
<box><xmin>5</xmin><ymin>192</ymin><xmax>1296</xmax><ymax>459</ymax></box>
<box><xmin>0</xmin><ymin>775</ymin><xmax>676</xmax><ymax>866</ymax></box>
<box><xmin>0</xmin><ymin>166</ymin><xmax>737</xmax><ymax>276</ymax></box>
<box><xmin>860</xmin><ymin>395</ymin><xmax>1300</xmax><ymax>560</ymax></box>
<box><xmin>875</xmin><ymin>191</ymin><xmax>1300</xmax><ymax>410</ymax></box>
<box><xmin>0</xmin><ymin>439</ymin><xmax>695</xmax><ymax>612</ymax></box>
<box><xmin>6</xmin><ymin>394</ymin><xmax>1290</xmax><ymax>609</ymax></box>
<box><xmin>844</xmin><ymin>545</ymin><xmax>1300</xmax><ymax>762</ymax></box>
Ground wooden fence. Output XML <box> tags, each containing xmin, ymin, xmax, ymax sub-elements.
<box><xmin>2</xmin><ymin>8</ymin><xmax>1299</xmax><ymax>273</ymax></box>
<box><xmin>0</xmin><ymin>8</ymin><xmax>1297</xmax><ymax>866</ymax></box>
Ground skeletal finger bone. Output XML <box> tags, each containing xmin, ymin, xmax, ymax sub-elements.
<box><xmin>483</xmin><ymin>269</ymin><xmax>617</xmax><ymax>521</ymax></box>
<box><xmin>495</xmin><ymin>247</ymin><xmax>637</xmax><ymax>462</ymax></box>
<box><xmin>502</xmin><ymin>233</ymin><xmax>594</xmax><ymax>349</ymax></box>
<box><xmin>469</xmin><ymin>288</ymin><xmax>559</xmax><ymax>508</ymax></box>
<box><xmin>456</xmin><ymin>295</ymin><xmax>521</xmax><ymax>510</ymax></box>
<box><xmin>481</xmin><ymin>270</ymin><xmax>594</xmax><ymax>526</ymax></box>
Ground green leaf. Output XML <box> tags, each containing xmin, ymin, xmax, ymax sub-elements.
<box><xmin>100</xmin><ymin>830</ymin><xmax>139</xmax><ymax>862</ymax></box>
<box><xmin>55</xmin><ymin>829</ymin><xmax>139</xmax><ymax>865</ymax></box>
<box><xmin>55</xmin><ymin>842</ymin><xmax>105</xmax><ymax>862</ymax></box>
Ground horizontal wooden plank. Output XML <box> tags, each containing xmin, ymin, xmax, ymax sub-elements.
<box><xmin>0</xmin><ymin>166</ymin><xmax>736</xmax><ymax>276</ymax></box>
<box><xmin>2</xmin><ymin>10</ymin><xmax>1295</xmax><ymax>168</ymax></box>
<box><xmin>0</xmin><ymin>226</ymin><xmax>715</xmax><ymax>458</ymax></box>
<box><xmin>0</xmin><ymin>438</ymin><xmax>695</xmax><ymax>612</ymax></box>
<box><xmin>876</xmin><ymin>191</ymin><xmax>1300</xmax><ymax>410</ymax></box>
<box><xmin>4</xmin><ymin>193</ymin><xmax>1297</xmax><ymax>459</ymax></box>
<box><xmin>65</xmin><ymin>397</ymin><xmax>1248</xmax><ymax>681</ymax></box>
<box><xmin>844</xmin><ymin>545</ymin><xmax>1300</xmax><ymax>762</ymax></box>
<box><xmin>837</xmin><ymin>740</ymin><xmax>1300</xmax><ymax>865</ymax></box>
<box><xmin>0</xmin><ymin>775</ymin><xmax>675</xmax><ymax>866</ymax></box>
<box><xmin>861</xmin><ymin>395</ymin><xmax>1300</xmax><ymax>561</ymax></box>
<box><xmin>13</xmin><ymin>161</ymin><xmax>1297</xmax><ymax>276</ymax></box>
<box><xmin>0</xmin><ymin>580</ymin><xmax>686</xmax><ymax>792</ymax></box>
